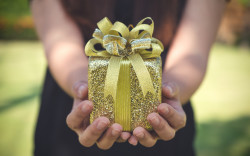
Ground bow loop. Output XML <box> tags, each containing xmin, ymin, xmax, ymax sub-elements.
<box><xmin>86</xmin><ymin>17</ymin><xmax>162</xmax><ymax>58</ymax></box>
<box><xmin>130</xmin><ymin>31</ymin><xmax>152</xmax><ymax>52</ymax></box>
<box><xmin>131</xmin><ymin>38</ymin><xmax>151</xmax><ymax>51</ymax></box>
<box><xmin>93</xmin><ymin>29</ymin><xmax>104</xmax><ymax>42</ymax></box>
<box><xmin>110</xmin><ymin>21</ymin><xmax>130</xmax><ymax>38</ymax></box>
<box><xmin>85</xmin><ymin>17</ymin><xmax>164</xmax><ymax>101</ymax></box>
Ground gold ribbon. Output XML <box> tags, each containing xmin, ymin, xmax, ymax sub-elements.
<box><xmin>85</xmin><ymin>17</ymin><xmax>164</xmax><ymax>101</ymax></box>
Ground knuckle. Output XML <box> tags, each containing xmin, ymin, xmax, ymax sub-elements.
<box><xmin>176</xmin><ymin>115</ymin><xmax>187</xmax><ymax>129</ymax></box>
<box><xmin>169</xmin><ymin>130</ymin><xmax>176</xmax><ymax>140</ymax></box>
<box><xmin>165</xmin><ymin>107</ymin><xmax>175</xmax><ymax>119</ymax></box>
<box><xmin>66</xmin><ymin>115</ymin><xmax>76</xmax><ymax>130</ymax></box>
<box><xmin>156</xmin><ymin>120</ymin><xmax>165</xmax><ymax>130</ymax></box>
<box><xmin>142</xmin><ymin>140</ymin><xmax>157</xmax><ymax>148</ymax></box>
<box><xmin>179</xmin><ymin>119</ymin><xmax>186</xmax><ymax>128</ymax></box>
<box><xmin>162</xmin><ymin>130</ymin><xmax>175</xmax><ymax>141</ymax></box>
<box><xmin>90</xmin><ymin>128</ymin><xmax>102</xmax><ymax>136</ymax></box>
<box><xmin>79</xmin><ymin>135</ymin><xmax>93</xmax><ymax>147</ymax></box>
<box><xmin>96</xmin><ymin>142</ymin><xmax>112</xmax><ymax>150</ymax></box>
<box><xmin>75</xmin><ymin>106</ymin><xmax>84</xmax><ymax>118</ymax></box>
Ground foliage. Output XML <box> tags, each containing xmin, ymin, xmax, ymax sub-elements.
<box><xmin>0</xmin><ymin>0</ymin><xmax>31</xmax><ymax>18</ymax></box>
<box><xmin>239</xmin><ymin>0</ymin><xmax>250</xmax><ymax>7</ymax></box>
<box><xmin>195</xmin><ymin>117</ymin><xmax>250</xmax><ymax>156</ymax></box>
<box><xmin>0</xmin><ymin>0</ymin><xmax>37</xmax><ymax>40</ymax></box>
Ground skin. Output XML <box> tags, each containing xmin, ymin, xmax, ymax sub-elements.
<box><xmin>31</xmin><ymin>0</ymin><xmax>227</xmax><ymax>149</ymax></box>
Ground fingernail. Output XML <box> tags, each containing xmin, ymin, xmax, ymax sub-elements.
<box><xmin>167</xmin><ymin>86</ymin><xmax>173</xmax><ymax>95</ymax></box>
<box><xmin>136</xmin><ymin>132</ymin><xmax>144</xmax><ymax>139</ymax></box>
<box><xmin>111</xmin><ymin>129</ymin><xmax>120</xmax><ymax>136</ymax></box>
<box><xmin>162</xmin><ymin>106</ymin><xmax>169</xmax><ymax>114</ymax></box>
<box><xmin>97</xmin><ymin>121</ymin><xmax>107</xmax><ymax>130</ymax></box>
<box><xmin>150</xmin><ymin>116</ymin><xmax>160</xmax><ymax>126</ymax></box>
<box><xmin>78</xmin><ymin>85</ymin><xmax>86</xmax><ymax>97</ymax></box>
<box><xmin>131</xmin><ymin>140</ymin><xmax>138</xmax><ymax>146</ymax></box>
<box><xmin>121</xmin><ymin>133</ymin><xmax>129</xmax><ymax>140</ymax></box>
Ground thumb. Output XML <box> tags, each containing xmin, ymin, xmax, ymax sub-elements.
<box><xmin>72</xmin><ymin>81</ymin><xmax>88</xmax><ymax>99</ymax></box>
<box><xmin>162</xmin><ymin>82</ymin><xmax>179</xmax><ymax>99</ymax></box>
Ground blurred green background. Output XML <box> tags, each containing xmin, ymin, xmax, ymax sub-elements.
<box><xmin>0</xmin><ymin>0</ymin><xmax>250</xmax><ymax>156</ymax></box>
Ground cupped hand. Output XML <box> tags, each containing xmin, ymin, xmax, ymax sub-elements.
<box><xmin>66</xmin><ymin>81</ymin><xmax>131</xmax><ymax>150</ymax></box>
<box><xmin>129</xmin><ymin>82</ymin><xmax>187</xmax><ymax>147</ymax></box>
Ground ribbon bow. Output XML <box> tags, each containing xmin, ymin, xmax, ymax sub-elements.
<box><xmin>85</xmin><ymin>17</ymin><xmax>164</xmax><ymax>101</ymax></box>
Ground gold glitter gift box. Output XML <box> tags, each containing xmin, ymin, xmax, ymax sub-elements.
<box><xmin>85</xmin><ymin>17</ymin><xmax>164</xmax><ymax>131</ymax></box>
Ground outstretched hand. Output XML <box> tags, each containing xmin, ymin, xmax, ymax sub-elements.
<box><xmin>66</xmin><ymin>81</ymin><xmax>131</xmax><ymax>150</ymax></box>
<box><xmin>128</xmin><ymin>82</ymin><xmax>187</xmax><ymax>147</ymax></box>
<box><xmin>66</xmin><ymin>81</ymin><xmax>186</xmax><ymax>148</ymax></box>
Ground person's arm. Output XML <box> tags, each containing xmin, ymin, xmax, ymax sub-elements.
<box><xmin>31</xmin><ymin>0</ymin><xmax>130</xmax><ymax>150</ymax></box>
<box><xmin>129</xmin><ymin>0</ymin><xmax>227</xmax><ymax>147</ymax></box>
<box><xmin>164</xmin><ymin>0</ymin><xmax>227</xmax><ymax>104</ymax></box>
<box><xmin>31</xmin><ymin>0</ymin><xmax>87</xmax><ymax>97</ymax></box>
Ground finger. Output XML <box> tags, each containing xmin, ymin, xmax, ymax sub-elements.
<box><xmin>147</xmin><ymin>113</ymin><xmax>176</xmax><ymax>141</ymax></box>
<box><xmin>121</xmin><ymin>132</ymin><xmax>131</xmax><ymax>140</ymax></box>
<box><xmin>133</xmin><ymin>127</ymin><xmax>157</xmax><ymax>147</ymax></box>
<box><xmin>72</xmin><ymin>81</ymin><xmax>88</xmax><ymax>99</ymax></box>
<box><xmin>96</xmin><ymin>123</ymin><xmax>122</xmax><ymax>150</ymax></box>
<box><xmin>78</xmin><ymin>117</ymin><xmax>110</xmax><ymax>147</ymax></box>
<box><xmin>128</xmin><ymin>135</ymin><xmax>138</xmax><ymax>146</ymax></box>
<box><xmin>162</xmin><ymin>82</ymin><xmax>179</xmax><ymax>98</ymax></box>
<box><xmin>66</xmin><ymin>100</ymin><xmax>93</xmax><ymax>132</ymax></box>
<box><xmin>116</xmin><ymin>132</ymin><xmax>131</xmax><ymax>143</ymax></box>
<box><xmin>158</xmin><ymin>103</ymin><xmax>186</xmax><ymax>130</ymax></box>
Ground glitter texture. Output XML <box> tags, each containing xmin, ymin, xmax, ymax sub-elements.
<box><xmin>88</xmin><ymin>56</ymin><xmax>162</xmax><ymax>131</ymax></box>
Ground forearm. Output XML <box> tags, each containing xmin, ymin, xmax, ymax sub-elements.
<box><xmin>164</xmin><ymin>0</ymin><xmax>227</xmax><ymax>104</ymax></box>
<box><xmin>46</xmin><ymin>42</ymin><xmax>88</xmax><ymax>97</ymax></box>
<box><xmin>31</xmin><ymin>0</ymin><xmax>88</xmax><ymax>97</ymax></box>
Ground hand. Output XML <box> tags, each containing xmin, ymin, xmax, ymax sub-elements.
<box><xmin>128</xmin><ymin>82</ymin><xmax>187</xmax><ymax>147</ymax></box>
<box><xmin>66</xmin><ymin>81</ymin><xmax>131</xmax><ymax>150</ymax></box>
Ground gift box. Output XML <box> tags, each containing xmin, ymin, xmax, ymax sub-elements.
<box><xmin>85</xmin><ymin>17</ymin><xmax>164</xmax><ymax>131</ymax></box>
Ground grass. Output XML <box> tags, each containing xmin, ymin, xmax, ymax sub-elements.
<box><xmin>0</xmin><ymin>41</ymin><xmax>46</xmax><ymax>156</ymax></box>
<box><xmin>192</xmin><ymin>44</ymin><xmax>250</xmax><ymax>156</ymax></box>
<box><xmin>192</xmin><ymin>43</ymin><xmax>250</xmax><ymax>122</ymax></box>
<box><xmin>0</xmin><ymin>41</ymin><xmax>249</xmax><ymax>156</ymax></box>
<box><xmin>195</xmin><ymin>116</ymin><xmax>250</xmax><ymax>156</ymax></box>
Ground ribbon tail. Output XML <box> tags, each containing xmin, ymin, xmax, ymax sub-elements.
<box><xmin>104</xmin><ymin>56</ymin><xmax>123</xmax><ymax>101</ymax></box>
<box><xmin>128</xmin><ymin>54</ymin><xmax>155</xmax><ymax>97</ymax></box>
